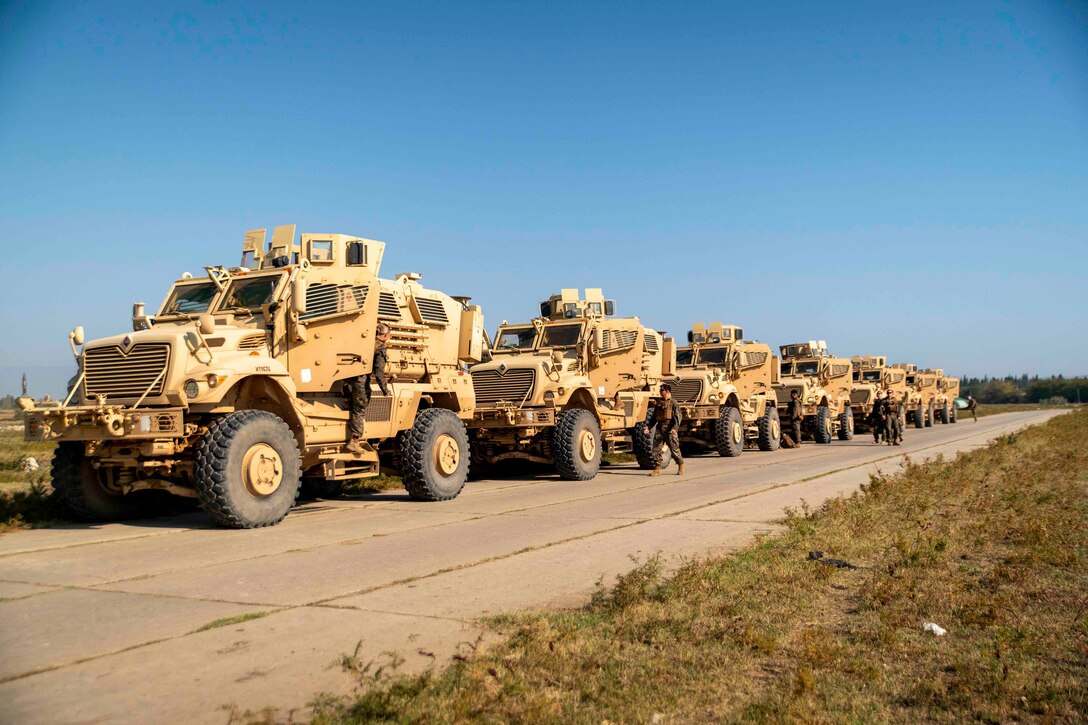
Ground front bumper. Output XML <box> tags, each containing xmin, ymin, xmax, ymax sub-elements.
<box><xmin>24</xmin><ymin>404</ymin><xmax>187</xmax><ymax>441</ymax></box>
<box><xmin>469</xmin><ymin>407</ymin><xmax>556</xmax><ymax>429</ymax></box>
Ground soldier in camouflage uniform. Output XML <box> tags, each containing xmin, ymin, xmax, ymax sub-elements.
<box><xmin>346</xmin><ymin>323</ymin><xmax>392</xmax><ymax>453</ymax></box>
<box><xmin>786</xmin><ymin>389</ymin><xmax>804</xmax><ymax>447</ymax></box>
<box><xmin>643</xmin><ymin>383</ymin><xmax>684</xmax><ymax>476</ymax></box>
<box><xmin>870</xmin><ymin>391</ymin><xmax>886</xmax><ymax>444</ymax></box>
<box><xmin>884</xmin><ymin>389</ymin><xmax>902</xmax><ymax>446</ymax></box>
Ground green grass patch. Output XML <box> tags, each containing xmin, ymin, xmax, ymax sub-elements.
<box><xmin>970</xmin><ymin>402</ymin><xmax>1077</xmax><ymax>419</ymax></box>
<box><xmin>193</xmin><ymin>611</ymin><xmax>271</xmax><ymax>633</ymax></box>
<box><xmin>310</xmin><ymin>409</ymin><xmax>1088</xmax><ymax>723</ymax></box>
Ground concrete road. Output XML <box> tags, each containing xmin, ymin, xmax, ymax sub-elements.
<box><xmin>0</xmin><ymin>410</ymin><xmax>1063</xmax><ymax>723</ymax></box>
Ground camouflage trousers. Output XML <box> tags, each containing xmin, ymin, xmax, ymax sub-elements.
<box><xmin>885</xmin><ymin>414</ymin><xmax>902</xmax><ymax>443</ymax></box>
<box><xmin>871</xmin><ymin>414</ymin><xmax>885</xmax><ymax>442</ymax></box>
<box><xmin>790</xmin><ymin>419</ymin><xmax>803</xmax><ymax>445</ymax></box>
<box><xmin>654</xmin><ymin>428</ymin><xmax>683</xmax><ymax>466</ymax></box>
<box><xmin>348</xmin><ymin>376</ymin><xmax>372</xmax><ymax>439</ymax></box>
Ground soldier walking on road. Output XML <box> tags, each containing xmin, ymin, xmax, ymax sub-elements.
<box><xmin>643</xmin><ymin>383</ymin><xmax>684</xmax><ymax>476</ymax></box>
<box><xmin>786</xmin><ymin>389</ymin><xmax>804</xmax><ymax>447</ymax></box>
<box><xmin>870</xmin><ymin>391</ymin><xmax>886</xmax><ymax>444</ymax></box>
<box><xmin>346</xmin><ymin>323</ymin><xmax>392</xmax><ymax>453</ymax></box>
<box><xmin>884</xmin><ymin>390</ymin><xmax>902</xmax><ymax>446</ymax></box>
<box><xmin>966</xmin><ymin>394</ymin><xmax>978</xmax><ymax>422</ymax></box>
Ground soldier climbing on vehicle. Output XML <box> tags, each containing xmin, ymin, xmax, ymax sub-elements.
<box><xmin>346</xmin><ymin>323</ymin><xmax>392</xmax><ymax>453</ymax></box>
<box><xmin>643</xmin><ymin>383</ymin><xmax>684</xmax><ymax>476</ymax></box>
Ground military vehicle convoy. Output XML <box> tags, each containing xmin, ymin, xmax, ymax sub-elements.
<box><xmin>895</xmin><ymin>363</ymin><xmax>939</xmax><ymax>428</ymax></box>
<box><xmin>20</xmin><ymin>225</ymin><xmax>486</xmax><ymax>527</ymax></box>
<box><xmin>850</xmin><ymin>356</ymin><xmax>908</xmax><ymax>431</ymax></box>
<box><xmin>467</xmin><ymin>289</ymin><xmax>671</xmax><ymax>480</ymax></box>
<box><xmin>776</xmin><ymin>341</ymin><xmax>854</xmax><ymax>443</ymax></box>
<box><xmin>664</xmin><ymin>323</ymin><xmax>780</xmax><ymax>461</ymax></box>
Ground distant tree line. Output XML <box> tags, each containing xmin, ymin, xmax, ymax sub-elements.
<box><xmin>960</xmin><ymin>375</ymin><xmax>1087</xmax><ymax>405</ymax></box>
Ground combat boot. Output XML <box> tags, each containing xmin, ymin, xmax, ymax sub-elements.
<box><xmin>649</xmin><ymin>468</ymin><xmax>661</xmax><ymax>477</ymax></box>
<box><xmin>676</xmin><ymin>463</ymin><xmax>685</xmax><ymax>475</ymax></box>
<box><xmin>345</xmin><ymin>437</ymin><xmax>366</xmax><ymax>454</ymax></box>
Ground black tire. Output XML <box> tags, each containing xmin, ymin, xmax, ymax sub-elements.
<box><xmin>553</xmin><ymin>409</ymin><xmax>601</xmax><ymax>480</ymax></box>
<box><xmin>757</xmin><ymin>406</ymin><xmax>781</xmax><ymax>452</ymax></box>
<box><xmin>837</xmin><ymin>407</ymin><xmax>855</xmax><ymax>441</ymax></box>
<box><xmin>300</xmin><ymin>477</ymin><xmax>344</xmax><ymax>500</ymax></box>
<box><xmin>925</xmin><ymin>404</ymin><xmax>934</xmax><ymax>428</ymax></box>
<box><xmin>938</xmin><ymin>405</ymin><xmax>949</xmax><ymax>424</ymax></box>
<box><xmin>194</xmin><ymin>410</ymin><xmax>302</xmax><ymax>528</ymax></box>
<box><xmin>399</xmin><ymin>408</ymin><xmax>470</xmax><ymax>501</ymax></box>
<box><xmin>50</xmin><ymin>442</ymin><xmax>148</xmax><ymax>522</ymax></box>
<box><xmin>914</xmin><ymin>403</ymin><xmax>925</xmax><ymax>429</ymax></box>
<box><xmin>813</xmin><ymin>405</ymin><xmax>833</xmax><ymax>444</ymax></box>
<box><xmin>715</xmin><ymin>406</ymin><xmax>744</xmax><ymax>457</ymax></box>
<box><xmin>631</xmin><ymin>423</ymin><xmax>659</xmax><ymax>470</ymax></box>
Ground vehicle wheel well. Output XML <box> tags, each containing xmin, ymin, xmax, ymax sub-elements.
<box><xmin>227</xmin><ymin>376</ymin><xmax>306</xmax><ymax>446</ymax></box>
<box><xmin>566</xmin><ymin>388</ymin><xmax>597</xmax><ymax>414</ymax></box>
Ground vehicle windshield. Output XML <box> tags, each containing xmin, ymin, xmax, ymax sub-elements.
<box><xmin>906</xmin><ymin>374</ymin><xmax>916</xmax><ymax>385</ymax></box>
<box><xmin>161</xmin><ymin>282</ymin><xmax>219</xmax><ymax>315</ymax></box>
<box><xmin>780</xmin><ymin>362</ymin><xmax>793</xmax><ymax>375</ymax></box>
<box><xmin>861</xmin><ymin>370</ymin><xmax>882</xmax><ymax>382</ymax></box>
<box><xmin>698</xmin><ymin>347</ymin><xmax>729</xmax><ymax>366</ymax></box>
<box><xmin>676</xmin><ymin>349</ymin><xmax>695</xmax><ymax>366</ymax></box>
<box><xmin>540</xmin><ymin>322</ymin><xmax>582</xmax><ymax>348</ymax></box>
<box><xmin>217</xmin><ymin>274</ymin><xmax>283</xmax><ymax>312</ymax></box>
<box><xmin>495</xmin><ymin>326</ymin><xmax>537</xmax><ymax>350</ymax></box>
<box><xmin>795</xmin><ymin>360</ymin><xmax>820</xmax><ymax>375</ymax></box>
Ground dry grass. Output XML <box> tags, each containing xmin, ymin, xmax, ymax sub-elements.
<box><xmin>971</xmin><ymin>402</ymin><xmax>1077</xmax><ymax>419</ymax></box>
<box><xmin>0</xmin><ymin>424</ymin><xmax>61</xmax><ymax>533</ymax></box>
<box><xmin>310</xmin><ymin>409</ymin><xmax>1088</xmax><ymax>723</ymax></box>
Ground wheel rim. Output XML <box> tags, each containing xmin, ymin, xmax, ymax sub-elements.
<box><xmin>825</xmin><ymin>417</ymin><xmax>832</xmax><ymax>435</ymax></box>
<box><xmin>772</xmin><ymin>420</ymin><xmax>780</xmax><ymax>438</ymax></box>
<box><xmin>732</xmin><ymin>421</ymin><xmax>743</xmax><ymax>444</ymax></box>
<box><xmin>242</xmin><ymin>443</ymin><xmax>283</xmax><ymax>497</ymax></box>
<box><xmin>433</xmin><ymin>433</ymin><xmax>461</xmax><ymax>477</ymax></box>
<box><xmin>578</xmin><ymin>429</ymin><xmax>597</xmax><ymax>462</ymax></box>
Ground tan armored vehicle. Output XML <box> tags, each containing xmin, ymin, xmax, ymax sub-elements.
<box><xmin>850</xmin><ymin>356</ymin><xmax>908</xmax><ymax>431</ymax></box>
<box><xmin>775</xmin><ymin>341</ymin><xmax>854</xmax><ymax>443</ymax></box>
<box><xmin>467</xmin><ymin>289</ymin><xmax>671</xmax><ymax>480</ymax></box>
<box><xmin>20</xmin><ymin>225</ymin><xmax>486</xmax><ymax>528</ymax></box>
<box><xmin>665</xmin><ymin>322</ymin><xmax>780</xmax><ymax>461</ymax></box>
<box><xmin>894</xmin><ymin>363</ymin><xmax>939</xmax><ymax>428</ymax></box>
<box><xmin>930</xmin><ymin>370</ymin><xmax>960</xmax><ymax>423</ymax></box>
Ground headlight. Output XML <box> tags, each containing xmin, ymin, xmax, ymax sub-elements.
<box><xmin>709</xmin><ymin>394</ymin><xmax>718</xmax><ymax>403</ymax></box>
<box><xmin>184</xmin><ymin>379</ymin><xmax>200</xmax><ymax>398</ymax></box>
<box><xmin>806</xmin><ymin>396</ymin><xmax>815</xmax><ymax>404</ymax></box>
<box><xmin>543</xmin><ymin>391</ymin><xmax>556</xmax><ymax>405</ymax></box>
<box><xmin>206</xmin><ymin>373</ymin><xmax>225</xmax><ymax>388</ymax></box>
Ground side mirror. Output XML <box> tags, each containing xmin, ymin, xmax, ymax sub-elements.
<box><xmin>71</xmin><ymin>326</ymin><xmax>85</xmax><ymax>346</ymax></box>
<box><xmin>292</xmin><ymin>279</ymin><xmax>308</xmax><ymax>314</ymax></box>
<box><xmin>594</xmin><ymin>326</ymin><xmax>605</xmax><ymax>352</ymax></box>
<box><xmin>197</xmin><ymin>314</ymin><xmax>216</xmax><ymax>335</ymax></box>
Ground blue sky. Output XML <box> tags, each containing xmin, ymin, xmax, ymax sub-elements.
<box><xmin>1</xmin><ymin>0</ymin><xmax>1086</xmax><ymax>396</ymax></box>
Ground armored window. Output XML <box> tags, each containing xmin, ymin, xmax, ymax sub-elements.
<box><xmin>161</xmin><ymin>282</ymin><xmax>218</xmax><ymax>315</ymax></box>
<box><xmin>241</xmin><ymin>250</ymin><xmax>257</xmax><ymax>270</ymax></box>
<box><xmin>218</xmin><ymin>275</ymin><xmax>282</xmax><ymax>312</ymax></box>
<box><xmin>347</xmin><ymin>242</ymin><xmax>366</xmax><ymax>266</ymax></box>
<box><xmin>861</xmin><ymin>370</ymin><xmax>882</xmax><ymax>382</ymax></box>
<box><xmin>540</xmin><ymin>323</ymin><xmax>582</xmax><ymax>348</ymax></box>
<box><xmin>796</xmin><ymin>361</ymin><xmax>820</xmax><ymax>375</ymax></box>
<box><xmin>496</xmin><ymin>326</ymin><xmax>536</xmax><ymax>350</ymax></box>
<box><xmin>310</xmin><ymin>240</ymin><xmax>334</xmax><ymax>263</ymax></box>
<box><xmin>698</xmin><ymin>348</ymin><xmax>728</xmax><ymax>366</ymax></box>
<box><xmin>676</xmin><ymin>349</ymin><xmax>695</xmax><ymax>366</ymax></box>
<box><xmin>736</xmin><ymin>328</ymin><xmax>744</xmax><ymax>340</ymax></box>
<box><xmin>780</xmin><ymin>362</ymin><xmax>794</xmax><ymax>375</ymax></box>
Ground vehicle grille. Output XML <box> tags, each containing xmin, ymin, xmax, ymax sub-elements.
<box><xmin>415</xmin><ymin>297</ymin><xmax>449</xmax><ymax>324</ymax></box>
<box><xmin>471</xmin><ymin>368</ymin><xmax>535</xmax><ymax>405</ymax></box>
<box><xmin>670</xmin><ymin>378</ymin><xmax>703</xmax><ymax>403</ymax></box>
<box><xmin>775</xmin><ymin>385</ymin><xmax>803</xmax><ymax>404</ymax></box>
<box><xmin>850</xmin><ymin>389</ymin><xmax>872</xmax><ymax>404</ymax></box>
<box><xmin>378</xmin><ymin>291</ymin><xmax>401</xmax><ymax>319</ymax></box>
<box><xmin>84</xmin><ymin>343</ymin><xmax>171</xmax><ymax>400</ymax></box>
